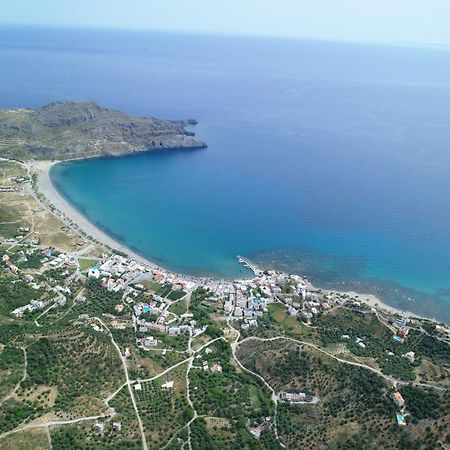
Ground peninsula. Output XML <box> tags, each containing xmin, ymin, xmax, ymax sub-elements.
<box><xmin>0</xmin><ymin>101</ymin><xmax>206</xmax><ymax>161</ymax></box>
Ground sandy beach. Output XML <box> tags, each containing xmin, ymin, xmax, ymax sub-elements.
<box><xmin>30</xmin><ymin>160</ymin><xmax>159</xmax><ymax>270</ymax></box>
<box><xmin>31</xmin><ymin>159</ymin><xmax>421</xmax><ymax>321</ymax></box>
<box><xmin>326</xmin><ymin>289</ymin><xmax>417</xmax><ymax>319</ymax></box>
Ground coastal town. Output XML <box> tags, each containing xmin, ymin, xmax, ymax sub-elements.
<box><xmin>2</xmin><ymin>0</ymin><xmax>450</xmax><ymax>444</ymax></box>
<box><xmin>0</xmin><ymin>156</ymin><xmax>449</xmax><ymax>449</ymax></box>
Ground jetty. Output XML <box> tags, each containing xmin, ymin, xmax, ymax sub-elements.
<box><xmin>237</xmin><ymin>255</ymin><xmax>260</xmax><ymax>275</ymax></box>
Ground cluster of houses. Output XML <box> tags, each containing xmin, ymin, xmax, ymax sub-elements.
<box><xmin>393</xmin><ymin>317</ymin><xmax>410</xmax><ymax>343</ymax></box>
<box><xmin>86</xmin><ymin>267</ymin><xmax>202</xmax><ymax>351</ymax></box>
<box><xmin>11</xmin><ymin>176</ymin><xmax>29</xmax><ymax>184</ymax></box>
<box><xmin>0</xmin><ymin>229</ymin><xmax>40</xmax><ymax>248</ymax></box>
<box><xmin>213</xmin><ymin>271</ymin><xmax>293</xmax><ymax>326</ymax></box>
<box><xmin>11</xmin><ymin>284</ymin><xmax>70</xmax><ymax>318</ymax></box>
<box><xmin>0</xmin><ymin>185</ymin><xmax>19</xmax><ymax>193</ymax></box>
<box><xmin>48</xmin><ymin>252</ymin><xmax>77</xmax><ymax>268</ymax></box>
<box><xmin>223</xmin><ymin>281</ymin><xmax>269</xmax><ymax>329</ymax></box>
<box><xmin>2</xmin><ymin>248</ymin><xmax>41</xmax><ymax>273</ymax></box>
<box><xmin>128</xmin><ymin>294</ymin><xmax>207</xmax><ymax>350</ymax></box>
<box><xmin>88</xmin><ymin>254</ymin><xmax>147</xmax><ymax>282</ymax></box>
<box><xmin>1</xmin><ymin>245</ymin><xmax>77</xmax><ymax>319</ymax></box>
<box><xmin>4</xmin><ymin>246</ymin><xmax>77</xmax><ymax>271</ymax></box>
<box><xmin>197</xmin><ymin>360</ymin><xmax>223</xmax><ymax>373</ymax></box>
<box><xmin>2</xmin><ymin>254</ymin><xmax>19</xmax><ymax>274</ymax></box>
<box><xmin>136</xmin><ymin>319</ymin><xmax>207</xmax><ymax>350</ymax></box>
<box><xmin>87</xmin><ymin>254</ymin><xmax>197</xmax><ymax>295</ymax></box>
<box><xmin>11</xmin><ymin>299</ymin><xmax>47</xmax><ymax>317</ymax></box>
<box><xmin>211</xmin><ymin>269</ymin><xmax>337</xmax><ymax>327</ymax></box>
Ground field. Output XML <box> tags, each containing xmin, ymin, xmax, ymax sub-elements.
<box><xmin>0</xmin><ymin>203</ymin><xmax>31</xmax><ymax>240</ymax></box>
<box><xmin>0</xmin><ymin>160</ymin><xmax>89</xmax><ymax>254</ymax></box>
<box><xmin>135</xmin><ymin>362</ymin><xmax>192</xmax><ymax>448</ymax></box>
<box><xmin>142</xmin><ymin>281</ymin><xmax>161</xmax><ymax>292</ymax></box>
<box><xmin>267</xmin><ymin>303</ymin><xmax>319</xmax><ymax>340</ymax></box>
<box><xmin>70</xmin><ymin>279</ymin><xmax>127</xmax><ymax>319</ymax></box>
<box><xmin>190</xmin><ymin>339</ymin><xmax>273</xmax><ymax>420</ymax></box>
<box><xmin>168</xmin><ymin>296</ymin><xmax>189</xmax><ymax>315</ymax></box>
<box><xmin>190</xmin><ymin>416</ymin><xmax>281</xmax><ymax>450</ymax></box>
<box><xmin>77</xmin><ymin>258</ymin><xmax>98</xmax><ymax>271</ymax></box>
<box><xmin>22</xmin><ymin>328</ymin><xmax>124</xmax><ymax>418</ymax></box>
<box><xmin>50</xmin><ymin>386</ymin><xmax>142</xmax><ymax>449</ymax></box>
<box><xmin>0</xmin><ymin>428</ymin><xmax>50</xmax><ymax>450</ymax></box>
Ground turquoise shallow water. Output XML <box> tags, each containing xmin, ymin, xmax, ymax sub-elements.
<box><xmin>1</xmin><ymin>27</ymin><xmax>449</xmax><ymax>322</ymax></box>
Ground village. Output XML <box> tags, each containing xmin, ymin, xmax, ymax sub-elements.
<box><xmin>0</xmin><ymin>225</ymin><xmax>438</xmax><ymax>369</ymax></box>
<box><xmin>0</xmin><ymin>182</ymin><xmax>449</xmax><ymax>447</ymax></box>
<box><xmin>2</xmin><ymin>238</ymin><xmax>430</xmax><ymax>394</ymax></box>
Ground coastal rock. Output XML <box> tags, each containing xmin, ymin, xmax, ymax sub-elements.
<box><xmin>0</xmin><ymin>101</ymin><xmax>207</xmax><ymax>161</ymax></box>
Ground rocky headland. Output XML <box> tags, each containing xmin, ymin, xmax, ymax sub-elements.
<box><xmin>0</xmin><ymin>101</ymin><xmax>206</xmax><ymax>161</ymax></box>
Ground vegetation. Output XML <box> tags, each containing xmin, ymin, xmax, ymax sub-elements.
<box><xmin>0</xmin><ymin>277</ymin><xmax>43</xmax><ymax>315</ymax></box>
<box><xmin>237</xmin><ymin>338</ymin><xmax>450</xmax><ymax>449</ymax></box>
<box><xmin>134</xmin><ymin>363</ymin><xmax>191</xmax><ymax>448</ymax></box>
<box><xmin>71</xmin><ymin>279</ymin><xmax>125</xmax><ymax>317</ymax></box>
<box><xmin>24</xmin><ymin>328</ymin><xmax>123</xmax><ymax>415</ymax></box>
<box><xmin>190</xmin><ymin>369</ymin><xmax>272</xmax><ymax>419</ymax></box>
<box><xmin>190</xmin><ymin>417</ymin><xmax>281</xmax><ymax>450</ymax></box>
<box><xmin>167</xmin><ymin>289</ymin><xmax>187</xmax><ymax>302</ymax></box>
<box><xmin>168</xmin><ymin>297</ymin><xmax>188</xmax><ymax>315</ymax></box>
<box><xmin>0</xmin><ymin>101</ymin><xmax>205</xmax><ymax>160</ymax></box>
<box><xmin>190</xmin><ymin>287</ymin><xmax>223</xmax><ymax>339</ymax></box>
<box><xmin>399</xmin><ymin>385</ymin><xmax>441</xmax><ymax>420</ymax></box>
<box><xmin>51</xmin><ymin>424</ymin><xmax>143</xmax><ymax>450</ymax></box>
<box><xmin>0</xmin><ymin>399</ymin><xmax>40</xmax><ymax>435</ymax></box>
<box><xmin>407</xmin><ymin>331</ymin><xmax>450</xmax><ymax>367</ymax></box>
<box><xmin>0</xmin><ymin>346</ymin><xmax>25</xmax><ymax>398</ymax></box>
<box><xmin>0</xmin><ymin>204</ymin><xmax>31</xmax><ymax>239</ymax></box>
<box><xmin>77</xmin><ymin>258</ymin><xmax>98</xmax><ymax>271</ymax></box>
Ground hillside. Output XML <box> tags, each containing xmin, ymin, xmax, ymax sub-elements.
<box><xmin>0</xmin><ymin>101</ymin><xmax>206</xmax><ymax>160</ymax></box>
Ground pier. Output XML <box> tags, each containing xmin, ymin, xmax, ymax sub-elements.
<box><xmin>236</xmin><ymin>255</ymin><xmax>260</xmax><ymax>275</ymax></box>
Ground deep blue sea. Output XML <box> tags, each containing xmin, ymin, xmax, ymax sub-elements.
<box><xmin>1</xmin><ymin>26</ymin><xmax>449</xmax><ymax>322</ymax></box>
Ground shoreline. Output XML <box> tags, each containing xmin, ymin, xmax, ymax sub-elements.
<box><xmin>325</xmin><ymin>289</ymin><xmax>417</xmax><ymax>319</ymax></box>
<box><xmin>30</xmin><ymin>158</ymin><xmax>427</xmax><ymax>322</ymax></box>
<box><xmin>31</xmin><ymin>160</ymin><xmax>160</xmax><ymax>271</ymax></box>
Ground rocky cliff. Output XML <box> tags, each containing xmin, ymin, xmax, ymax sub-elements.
<box><xmin>0</xmin><ymin>101</ymin><xmax>206</xmax><ymax>160</ymax></box>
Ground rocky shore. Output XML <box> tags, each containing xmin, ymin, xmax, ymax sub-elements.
<box><xmin>0</xmin><ymin>101</ymin><xmax>207</xmax><ymax>161</ymax></box>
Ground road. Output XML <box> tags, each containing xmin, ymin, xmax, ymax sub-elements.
<box><xmin>95</xmin><ymin>317</ymin><xmax>148</xmax><ymax>450</ymax></box>
<box><xmin>0</xmin><ymin>414</ymin><xmax>107</xmax><ymax>441</ymax></box>
<box><xmin>238</xmin><ymin>335</ymin><xmax>447</xmax><ymax>391</ymax></box>
<box><xmin>227</xmin><ymin>315</ymin><xmax>286</xmax><ymax>448</ymax></box>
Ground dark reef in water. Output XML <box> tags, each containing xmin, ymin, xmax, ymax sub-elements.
<box><xmin>249</xmin><ymin>248</ymin><xmax>450</xmax><ymax>324</ymax></box>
